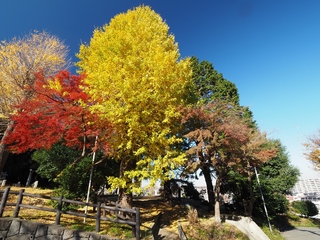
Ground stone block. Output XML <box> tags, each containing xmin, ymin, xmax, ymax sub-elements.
<box><xmin>47</xmin><ymin>224</ymin><xmax>64</xmax><ymax>237</ymax></box>
<box><xmin>6</xmin><ymin>235</ymin><xmax>31</xmax><ymax>240</ymax></box>
<box><xmin>0</xmin><ymin>218</ymin><xmax>117</xmax><ymax>240</ymax></box>
<box><xmin>74</xmin><ymin>230</ymin><xmax>90</xmax><ymax>239</ymax></box>
<box><xmin>62</xmin><ymin>228</ymin><xmax>75</xmax><ymax>239</ymax></box>
<box><xmin>6</xmin><ymin>219</ymin><xmax>20</xmax><ymax>237</ymax></box>
<box><xmin>35</xmin><ymin>224</ymin><xmax>48</xmax><ymax>238</ymax></box>
<box><xmin>20</xmin><ymin>220</ymin><xmax>37</xmax><ymax>235</ymax></box>
<box><xmin>0</xmin><ymin>218</ymin><xmax>12</xmax><ymax>231</ymax></box>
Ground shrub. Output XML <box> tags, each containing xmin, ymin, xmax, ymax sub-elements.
<box><xmin>291</xmin><ymin>200</ymin><xmax>319</xmax><ymax>217</ymax></box>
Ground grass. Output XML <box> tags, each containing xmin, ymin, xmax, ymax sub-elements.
<box><xmin>276</xmin><ymin>211</ymin><xmax>320</xmax><ymax>228</ymax></box>
<box><xmin>1</xmin><ymin>186</ymin><xmax>135</xmax><ymax>238</ymax></box>
<box><xmin>258</xmin><ymin>224</ymin><xmax>285</xmax><ymax>240</ymax></box>
<box><xmin>180</xmin><ymin>218</ymin><xmax>249</xmax><ymax>240</ymax></box>
<box><xmin>3</xmin><ymin>186</ymin><xmax>318</xmax><ymax>239</ymax></box>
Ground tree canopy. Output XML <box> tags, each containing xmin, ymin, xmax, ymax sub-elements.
<box><xmin>76</xmin><ymin>6</ymin><xmax>192</xmax><ymax>206</ymax></box>
<box><xmin>5</xmin><ymin>70</ymin><xmax>109</xmax><ymax>154</ymax></box>
<box><xmin>0</xmin><ymin>31</ymin><xmax>70</xmax><ymax>173</ymax></box>
<box><xmin>189</xmin><ymin>57</ymin><xmax>239</xmax><ymax>105</ymax></box>
<box><xmin>304</xmin><ymin>130</ymin><xmax>320</xmax><ymax>171</ymax></box>
<box><xmin>181</xmin><ymin>100</ymin><xmax>276</xmax><ymax>221</ymax></box>
<box><xmin>255</xmin><ymin>140</ymin><xmax>300</xmax><ymax>218</ymax></box>
<box><xmin>0</xmin><ymin>31</ymin><xmax>70</xmax><ymax>117</ymax></box>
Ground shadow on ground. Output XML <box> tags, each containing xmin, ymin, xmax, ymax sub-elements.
<box><xmin>133</xmin><ymin>196</ymin><xmax>213</xmax><ymax>229</ymax></box>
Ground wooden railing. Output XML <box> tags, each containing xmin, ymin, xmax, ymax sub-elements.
<box><xmin>0</xmin><ymin>187</ymin><xmax>140</xmax><ymax>239</ymax></box>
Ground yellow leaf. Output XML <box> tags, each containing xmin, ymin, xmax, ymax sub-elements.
<box><xmin>77</xmin><ymin>6</ymin><xmax>192</xmax><ymax>193</ymax></box>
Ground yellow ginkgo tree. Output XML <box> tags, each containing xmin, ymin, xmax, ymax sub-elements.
<box><xmin>77</xmin><ymin>6</ymin><xmax>192</xmax><ymax>207</ymax></box>
<box><xmin>0</xmin><ymin>31</ymin><xmax>70</xmax><ymax>172</ymax></box>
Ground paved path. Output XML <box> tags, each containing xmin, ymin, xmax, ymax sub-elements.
<box><xmin>281</xmin><ymin>227</ymin><xmax>320</xmax><ymax>240</ymax></box>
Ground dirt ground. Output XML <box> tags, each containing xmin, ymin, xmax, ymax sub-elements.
<box><xmin>133</xmin><ymin>196</ymin><xmax>213</xmax><ymax>232</ymax></box>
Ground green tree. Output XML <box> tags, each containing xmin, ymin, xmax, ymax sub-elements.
<box><xmin>182</xmin><ymin>101</ymin><xmax>257</xmax><ymax>222</ymax></box>
<box><xmin>292</xmin><ymin>200</ymin><xmax>318</xmax><ymax>217</ymax></box>
<box><xmin>225</xmin><ymin>140</ymin><xmax>300</xmax><ymax>219</ymax></box>
<box><xmin>238</xmin><ymin>131</ymin><xmax>277</xmax><ymax>217</ymax></box>
<box><xmin>32</xmin><ymin>142</ymin><xmax>119</xmax><ymax>200</ymax></box>
<box><xmin>189</xmin><ymin>56</ymin><xmax>239</xmax><ymax>105</ymax></box>
<box><xmin>181</xmin><ymin>58</ymin><xmax>241</xmax><ymax>211</ymax></box>
<box><xmin>181</xmin><ymin>58</ymin><xmax>267</xmax><ymax>221</ymax></box>
<box><xmin>254</xmin><ymin>140</ymin><xmax>300</xmax><ymax>218</ymax></box>
<box><xmin>76</xmin><ymin>6</ymin><xmax>192</xmax><ymax>207</ymax></box>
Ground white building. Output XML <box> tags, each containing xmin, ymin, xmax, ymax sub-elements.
<box><xmin>291</xmin><ymin>179</ymin><xmax>320</xmax><ymax>195</ymax></box>
<box><xmin>289</xmin><ymin>179</ymin><xmax>320</xmax><ymax>218</ymax></box>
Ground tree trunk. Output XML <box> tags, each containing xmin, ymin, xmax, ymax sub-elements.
<box><xmin>118</xmin><ymin>187</ymin><xmax>133</xmax><ymax>208</ymax></box>
<box><xmin>214</xmin><ymin>175</ymin><xmax>222</xmax><ymax>224</ymax></box>
<box><xmin>202</xmin><ymin>165</ymin><xmax>214</xmax><ymax>212</ymax></box>
<box><xmin>117</xmin><ymin>158</ymin><xmax>135</xmax><ymax>209</ymax></box>
<box><xmin>163</xmin><ymin>180</ymin><xmax>173</xmax><ymax>204</ymax></box>
<box><xmin>246</xmin><ymin>170</ymin><xmax>255</xmax><ymax>217</ymax></box>
<box><xmin>0</xmin><ymin>121</ymin><xmax>14</xmax><ymax>173</ymax></box>
<box><xmin>242</xmin><ymin>160</ymin><xmax>256</xmax><ymax>217</ymax></box>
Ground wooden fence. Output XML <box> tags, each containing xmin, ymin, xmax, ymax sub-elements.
<box><xmin>0</xmin><ymin>187</ymin><xmax>140</xmax><ymax>239</ymax></box>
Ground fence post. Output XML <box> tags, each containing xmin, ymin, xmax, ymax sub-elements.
<box><xmin>115</xmin><ymin>202</ymin><xmax>119</xmax><ymax>221</ymax></box>
<box><xmin>55</xmin><ymin>196</ymin><xmax>63</xmax><ymax>225</ymax></box>
<box><xmin>96</xmin><ymin>202</ymin><xmax>101</xmax><ymax>232</ymax></box>
<box><xmin>132</xmin><ymin>207</ymin><xmax>136</xmax><ymax>238</ymax></box>
<box><xmin>0</xmin><ymin>187</ymin><xmax>10</xmax><ymax>217</ymax></box>
<box><xmin>13</xmin><ymin>189</ymin><xmax>24</xmax><ymax>218</ymax></box>
<box><xmin>133</xmin><ymin>207</ymin><xmax>140</xmax><ymax>240</ymax></box>
<box><xmin>102</xmin><ymin>202</ymin><xmax>106</xmax><ymax>217</ymax></box>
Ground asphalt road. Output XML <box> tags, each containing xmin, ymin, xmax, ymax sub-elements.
<box><xmin>281</xmin><ymin>227</ymin><xmax>320</xmax><ymax>240</ymax></box>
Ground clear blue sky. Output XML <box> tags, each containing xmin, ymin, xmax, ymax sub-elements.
<box><xmin>1</xmin><ymin>0</ymin><xmax>320</xmax><ymax>179</ymax></box>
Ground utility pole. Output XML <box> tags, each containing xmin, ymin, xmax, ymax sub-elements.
<box><xmin>84</xmin><ymin>136</ymin><xmax>98</xmax><ymax>223</ymax></box>
<box><xmin>254</xmin><ymin>167</ymin><xmax>272</xmax><ymax>233</ymax></box>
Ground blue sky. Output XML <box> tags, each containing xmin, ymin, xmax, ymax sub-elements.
<box><xmin>1</xmin><ymin>0</ymin><xmax>320</xmax><ymax>179</ymax></box>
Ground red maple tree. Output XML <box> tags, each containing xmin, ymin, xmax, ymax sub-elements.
<box><xmin>5</xmin><ymin>70</ymin><xmax>111</xmax><ymax>154</ymax></box>
<box><xmin>182</xmin><ymin>101</ymin><xmax>276</xmax><ymax>221</ymax></box>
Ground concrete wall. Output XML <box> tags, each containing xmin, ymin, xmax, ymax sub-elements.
<box><xmin>226</xmin><ymin>216</ymin><xmax>270</xmax><ymax>240</ymax></box>
<box><xmin>0</xmin><ymin>218</ymin><xmax>115</xmax><ymax>240</ymax></box>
